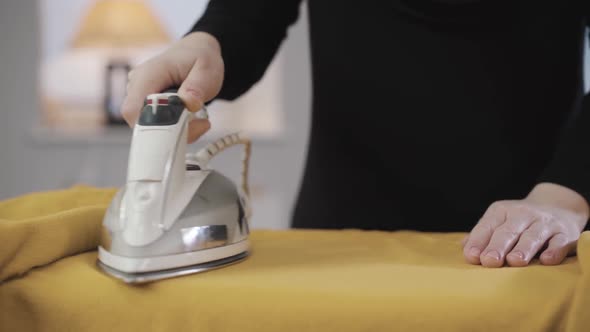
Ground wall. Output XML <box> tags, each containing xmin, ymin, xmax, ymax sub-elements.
<box><xmin>0</xmin><ymin>0</ymin><xmax>43</xmax><ymax>198</ymax></box>
<box><xmin>40</xmin><ymin>0</ymin><xmax>208</xmax><ymax>61</ymax></box>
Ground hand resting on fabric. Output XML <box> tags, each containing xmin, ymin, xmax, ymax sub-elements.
<box><xmin>463</xmin><ymin>182</ymin><xmax>589</xmax><ymax>267</ymax></box>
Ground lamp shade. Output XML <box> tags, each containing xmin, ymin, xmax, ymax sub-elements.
<box><xmin>70</xmin><ymin>0</ymin><xmax>171</xmax><ymax>48</ymax></box>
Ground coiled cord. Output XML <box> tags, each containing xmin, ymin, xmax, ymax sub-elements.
<box><xmin>186</xmin><ymin>132</ymin><xmax>252</xmax><ymax>198</ymax></box>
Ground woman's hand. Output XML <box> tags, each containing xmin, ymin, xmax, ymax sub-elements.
<box><xmin>121</xmin><ymin>31</ymin><xmax>224</xmax><ymax>143</ymax></box>
<box><xmin>463</xmin><ymin>183</ymin><xmax>589</xmax><ymax>267</ymax></box>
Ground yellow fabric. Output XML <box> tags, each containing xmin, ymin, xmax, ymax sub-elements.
<box><xmin>0</xmin><ymin>186</ymin><xmax>589</xmax><ymax>331</ymax></box>
<box><xmin>0</xmin><ymin>185</ymin><xmax>116</xmax><ymax>282</ymax></box>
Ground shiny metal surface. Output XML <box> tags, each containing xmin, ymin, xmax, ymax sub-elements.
<box><xmin>181</xmin><ymin>225</ymin><xmax>228</xmax><ymax>250</ymax></box>
<box><xmin>96</xmin><ymin>94</ymin><xmax>252</xmax><ymax>283</ymax></box>
<box><xmin>96</xmin><ymin>251</ymin><xmax>248</xmax><ymax>284</ymax></box>
<box><xmin>99</xmin><ymin>171</ymin><xmax>248</xmax><ymax>258</ymax></box>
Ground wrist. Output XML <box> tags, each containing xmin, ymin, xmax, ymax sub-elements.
<box><xmin>526</xmin><ymin>182</ymin><xmax>590</xmax><ymax>220</ymax></box>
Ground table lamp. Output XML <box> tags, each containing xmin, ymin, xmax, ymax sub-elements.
<box><xmin>70</xmin><ymin>0</ymin><xmax>171</xmax><ymax>125</ymax></box>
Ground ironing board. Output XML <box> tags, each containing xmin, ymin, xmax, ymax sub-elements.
<box><xmin>1</xmin><ymin>186</ymin><xmax>589</xmax><ymax>332</ymax></box>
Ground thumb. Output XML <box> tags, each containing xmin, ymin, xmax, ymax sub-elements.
<box><xmin>178</xmin><ymin>58</ymin><xmax>223</xmax><ymax>112</ymax></box>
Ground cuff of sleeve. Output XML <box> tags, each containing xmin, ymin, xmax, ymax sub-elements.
<box><xmin>185</xmin><ymin>18</ymin><xmax>259</xmax><ymax>101</ymax></box>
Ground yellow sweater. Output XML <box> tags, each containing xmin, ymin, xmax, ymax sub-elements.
<box><xmin>0</xmin><ymin>186</ymin><xmax>588</xmax><ymax>331</ymax></box>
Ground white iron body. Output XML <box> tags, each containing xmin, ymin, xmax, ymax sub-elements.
<box><xmin>97</xmin><ymin>91</ymin><xmax>252</xmax><ymax>283</ymax></box>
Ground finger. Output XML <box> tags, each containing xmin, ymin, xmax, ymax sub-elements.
<box><xmin>187</xmin><ymin>119</ymin><xmax>211</xmax><ymax>143</ymax></box>
<box><xmin>506</xmin><ymin>221</ymin><xmax>556</xmax><ymax>267</ymax></box>
<box><xmin>464</xmin><ymin>203</ymin><xmax>507</xmax><ymax>265</ymax></box>
<box><xmin>539</xmin><ymin>233</ymin><xmax>575</xmax><ymax>265</ymax></box>
<box><xmin>121</xmin><ymin>59</ymin><xmax>175</xmax><ymax>127</ymax></box>
<box><xmin>461</xmin><ymin>235</ymin><xmax>468</xmax><ymax>247</ymax></box>
<box><xmin>179</xmin><ymin>56</ymin><xmax>223</xmax><ymax>112</ymax></box>
<box><xmin>480</xmin><ymin>215</ymin><xmax>535</xmax><ymax>268</ymax></box>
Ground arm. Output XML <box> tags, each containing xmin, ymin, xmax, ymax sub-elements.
<box><xmin>534</xmin><ymin>5</ymin><xmax>590</xmax><ymax>230</ymax></box>
<box><xmin>536</xmin><ymin>93</ymin><xmax>590</xmax><ymax>227</ymax></box>
<box><xmin>462</xmin><ymin>94</ymin><xmax>590</xmax><ymax>268</ymax></box>
<box><xmin>461</xmin><ymin>17</ymin><xmax>590</xmax><ymax>268</ymax></box>
<box><xmin>462</xmin><ymin>92</ymin><xmax>590</xmax><ymax>268</ymax></box>
<box><xmin>121</xmin><ymin>0</ymin><xmax>302</xmax><ymax>142</ymax></box>
<box><xmin>188</xmin><ymin>0</ymin><xmax>303</xmax><ymax>101</ymax></box>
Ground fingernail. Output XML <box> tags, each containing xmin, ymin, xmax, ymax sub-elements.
<box><xmin>543</xmin><ymin>251</ymin><xmax>554</xmax><ymax>259</ymax></box>
<box><xmin>508</xmin><ymin>251</ymin><xmax>524</xmax><ymax>260</ymax></box>
<box><xmin>468</xmin><ymin>247</ymin><xmax>480</xmax><ymax>257</ymax></box>
<box><xmin>485</xmin><ymin>250</ymin><xmax>500</xmax><ymax>260</ymax></box>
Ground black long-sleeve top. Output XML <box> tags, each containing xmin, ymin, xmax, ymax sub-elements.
<box><xmin>190</xmin><ymin>0</ymin><xmax>590</xmax><ymax>232</ymax></box>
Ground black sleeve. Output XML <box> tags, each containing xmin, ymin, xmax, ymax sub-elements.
<box><xmin>537</xmin><ymin>93</ymin><xmax>590</xmax><ymax>207</ymax></box>
<box><xmin>536</xmin><ymin>13</ymin><xmax>590</xmax><ymax>211</ymax></box>
<box><xmin>187</xmin><ymin>0</ymin><xmax>302</xmax><ymax>101</ymax></box>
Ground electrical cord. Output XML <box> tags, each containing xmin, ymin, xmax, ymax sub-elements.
<box><xmin>186</xmin><ymin>132</ymin><xmax>252</xmax><ymax>198</ymax></box>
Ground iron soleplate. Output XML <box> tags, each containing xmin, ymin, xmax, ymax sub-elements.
<box><xmin>96</xmin><ymin>251</ymin><xmax>249</xmax><ymax>284</ymax></box>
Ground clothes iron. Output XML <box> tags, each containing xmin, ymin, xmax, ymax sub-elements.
<box><xmin>97</xmin><ymin>90</ymin><xmax>252</xmax><ymax>284</ymax></box>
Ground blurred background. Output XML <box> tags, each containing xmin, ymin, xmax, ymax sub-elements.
<box><xmin>0</xmin><ymin>0</ymin><xmax>311</xmax><ymax>229</ymax></box>
<box><xmin>1</xmin><ymin>1</ymin><xmax>590</xmax><ymax>230</ymax></box>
